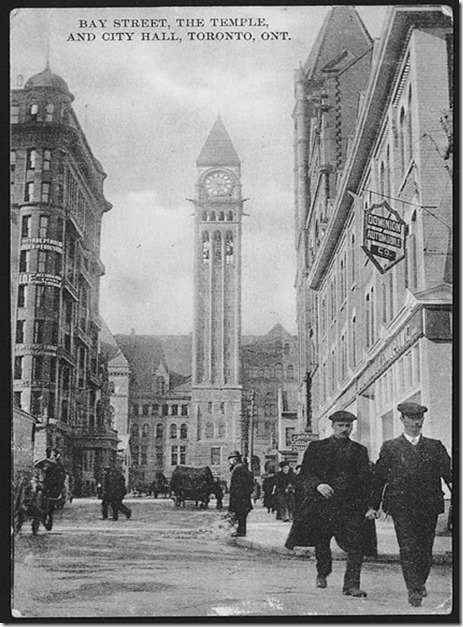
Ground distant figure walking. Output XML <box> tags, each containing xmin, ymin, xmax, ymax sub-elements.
<box><xmin>228</xmin><ymin>451</ymin><xmax>254</xmax><ymax>537</ymax></box>
<box><xmin>274</xmin><ymin>461</ymin><xmax>296</xmax><ymax>522</ymax></box>
<box><xmin>262</xmin><ymin>472</ymin><xmax>276</xmax><ymax>514</ymax></box>
<box><xmin>101</xmin><ymin>466</ymin><xmax>132</xmax><ymax>521</ymax></box>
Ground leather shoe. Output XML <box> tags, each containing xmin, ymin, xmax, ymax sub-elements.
<box><xmin>408</xmin><ymin>593</ymin><xmax>422</xmax><ymax>607</ymax></box>
<box><xmin>343</xmin><ymin>588</ymin><xmax>367</xmax><ymax>598</ymax></box>
<box><xmin>316</xmin><ymin>576</ymin><xmax>327</xmax><ymax>588</ymax></box>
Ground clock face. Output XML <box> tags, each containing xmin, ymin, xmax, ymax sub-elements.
<box><xmin>205</xmin><ymin>171</ymin><xmax>232</xmax><ymax>197</ymax></box>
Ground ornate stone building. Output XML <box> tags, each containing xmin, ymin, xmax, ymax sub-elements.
<box><xmin>294</xmin><ymin>6</ymin><xmax>453</xmax><ymax>457</ymax></box>
<box><xmin>11</xmin><ymin>65</ymin><xmax>118</xmax><ymax>495</ymax></box>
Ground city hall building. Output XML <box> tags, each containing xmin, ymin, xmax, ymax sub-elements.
<box><xmin>294</xmin><ymin>5</ymin><xmax>453</xmax><ymax>458</ymax></box>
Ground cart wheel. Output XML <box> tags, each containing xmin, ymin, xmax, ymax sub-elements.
<box><xmin>44</xmin><ymin>513</ymin><xmax>53</xmax><ymax>531</ymax></box>
<box><xmin>31</xmin><ymin>517</ymin><xmax>40</xmax><ymax>535</ymax></box>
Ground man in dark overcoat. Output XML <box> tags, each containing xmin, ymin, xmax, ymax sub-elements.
<box><xmin>285</xmin><ymin>411</ymin><xmax>376</xmax><ymax>597</ymax></box>
<box><xmin>228</xmin><ymin>451</ymin><xmax>254</xmax><ymax>537</ymax></box>
<box><xmin>101</xmin><ymin>466</ymin><xmax>132</xmax><ymax>521</ymax></box>
<box><xmin>366</xmin><ymin>402</ymin><xmax>452</xmax><ymax>607</ymax></box>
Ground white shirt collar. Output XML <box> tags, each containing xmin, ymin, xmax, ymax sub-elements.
<box><xmin>403</xmin><ymin>432</ymin><xmax>421</xmax><ymax>446</ymax></box>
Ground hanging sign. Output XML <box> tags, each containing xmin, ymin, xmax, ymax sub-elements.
<box><xmin>362</xmin><ymin>201</ymin><xmax>407</xmax><ymax>273</ymax></box>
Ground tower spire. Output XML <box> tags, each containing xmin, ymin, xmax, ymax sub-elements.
<box><xmin>196</xmin><ymin>117</ymin><xmax>240</xmax><ymax>167</ymax></box>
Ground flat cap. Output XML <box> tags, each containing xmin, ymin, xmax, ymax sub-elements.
<box><xmin>329</xmin><ymin>410</ymin><xmax>357</xmax><ymax>423</ymax></box>
<box><xmin>228</xmin><ymin>450</ymin><xmax>242</xmax><ymax>460</ymax></box>
<box><xmin>397</xmin><ymin>402</ymin><xmax>428</xmax><ymax>416</ymax></box>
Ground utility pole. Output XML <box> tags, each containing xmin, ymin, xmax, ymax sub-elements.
<box><xmin>249</xmin><ymin>390</ymin><xmax>256</xmax><ymax>475</ymax></box>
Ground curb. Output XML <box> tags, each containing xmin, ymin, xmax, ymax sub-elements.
<box><xmin>234</xmin><ymin>538</ymin><xmax>453</xmax><ymax>565</ymax></box>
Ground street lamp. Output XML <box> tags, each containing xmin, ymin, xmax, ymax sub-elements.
<box><xmin>248</xmin><ymin>390</ymin><xmax>256</xmax><ymax>476</ymax></box>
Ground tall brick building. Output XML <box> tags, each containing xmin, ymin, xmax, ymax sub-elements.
<box><xmin>11</xmin><ymin>65</ymin><xmax>118</xmax><ymax>494</ymax></box>
<box><xmin>294</xmin><ymin>6</ymin><xmax>453</xmax><ymax>457</ymax></box>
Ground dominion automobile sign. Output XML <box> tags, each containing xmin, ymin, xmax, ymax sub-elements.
<box><xmin>362</xmin><ymin>201</ymin><xmax>407</xmax><ymax>273</ymax></box>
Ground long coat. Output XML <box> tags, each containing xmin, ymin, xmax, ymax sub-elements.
<box><xmin>285</xmin><ymin>436</ymin><xmax>376</xmax><ymax>554</ymax></box>
<box><xmin>228</xmin><ymin>462</ymin><xmax>254</xmax><ymax>516</ymax></box>
<box><xmin>102</xmin><ymin>470</ymin><xmax>126</xmax><ymax>502</ymax></box>
<box><xmin>370</xmin><ymin>435</ymin><xmax>452</xmax><ymax>515</ymax></box>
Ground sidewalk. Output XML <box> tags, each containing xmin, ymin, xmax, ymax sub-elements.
<box><xmin>234</xmin><ymin>507</ymin><xmax>453</xmax><ymax>565</ymax></box>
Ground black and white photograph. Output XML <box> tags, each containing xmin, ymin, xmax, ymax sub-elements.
<box><xmin>10</xmin><ymin>3</ymin><xmax>455</xmax><ymax>620</ymax></box>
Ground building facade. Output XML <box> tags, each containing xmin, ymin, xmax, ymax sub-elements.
<box><xmin>11</xmin><ymin>65</ymin><xmax>118</xmax><ymax>495</ymax></box>
<box><xmin>115</xmin><ymin>332</ymin><xmax>192</xmax><ymax>487</ymax></box>
<box><xmin>295</xmin><ymin>6</ymin><xmax>453</xmax><ymax>457</ymax></box>
<box><xmin>189</xmin><ymin>117</ymin><xmax>244</xmax><ymax>477</ymax></box>
<box><xmin>241</xmin><ymin>324</ymin><xmax>299</xmax><ymax>474</ymax></box>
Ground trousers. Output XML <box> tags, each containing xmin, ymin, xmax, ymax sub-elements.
<box><xmin>392</xmin><ymin>510</ymin><xmax>438</xmax><ymax>595</ymax></box>
<box><xmin>102</xmin><ymin>499</ymin><xmax>132</xmax><ymax>521</ymax></box>
<box><xmin>315</xmin><ymin>511</ymin><xmax>365</xmax><ymax>591</ymax></box>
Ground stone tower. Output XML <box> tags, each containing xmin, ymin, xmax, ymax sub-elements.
<box><xmin>189</xmin><ymin>117</ymin><xmax>243</xmax><ymax>477</ymax></box>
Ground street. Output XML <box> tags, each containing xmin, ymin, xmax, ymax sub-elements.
<box><xmin>12</xmin><ymin>498</ymin><xmax>453</xmax><ymax>618</ymax></box>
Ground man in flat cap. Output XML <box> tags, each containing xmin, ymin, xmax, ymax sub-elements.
<box><xmin>366</xmin><ymin>402</ymin><xmax>452</xmax><ymax>607</ymax></box>
<box><xmin>285</xmin><ymin>410</ymin><xmax>375</xmax><ymax>597</ymax></box>
<box><xmin>228</xmin><ymin>451</ymin><xmax>254</xmax><ymax>537</ymax></box>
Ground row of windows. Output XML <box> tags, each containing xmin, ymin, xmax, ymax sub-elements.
<box><xmin>21</xmin><ymin>214</ymin><xmax>63</xmax><ymax>240</ymax></box>
<box><xmin>203</xmin><ymin>421</ymin><xmax>227</xmax><ymax>439</ymax></box>
<box><xmin>132</xmin><ymin>423</ymin><xmax>188</xmax><ymax>439</ymax></box>
<box><xmin>16</xmin><ymin>318</ymin><xmax>59</xmax><ymax>344</ymax></box>
<box><xmin>11</xmin><ymin>99</ymin><xmax>72</xmax><ymax>126</ymax></box>
<box><xmin>202</xmin><ymin>231</ymin><xmax>234</xmax><ymax>264</ymax></box>
<box><xmin>17</xmin><ymin>284</ymin><xmax>61</xmax><ymax>310</ymax></box>
<box><xmin>245</xmin><ymin>363</ymin><xmax>295</xmax><ymax>379</ymax></box>
<box><xmin>201</xmin><ymin>210</ymin><xmax>235</xmax><ymax>222</ymax></box>
<box><xmin>132</xmin><ymin>403</ymin><xmax>189</xmax><ymax>417</ymax></box>
<box><xmin>19</xmin><ymin>249</ymin><xmax>62</xmax><ymax>275</ymax></box>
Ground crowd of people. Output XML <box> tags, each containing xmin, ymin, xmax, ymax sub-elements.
<box><xmin>33</xmin><ymin>400</ymin><xmax>451</xmax><ymax>609</ymax></box>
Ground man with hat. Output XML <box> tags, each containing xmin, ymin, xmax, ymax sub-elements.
<box><xmin>285</xmin><ymin>410</ymin><xmax>376</xmax><ymax>597</ymax></box>
<box><xmin>366</xmin><ymin>402</ymin><xmax>452</xmax><ymax>607</ymax></box>
<box><xmin>228</xmin><ymin>451</ymin><xmax>254</xmax><ymax>537</ymax></box>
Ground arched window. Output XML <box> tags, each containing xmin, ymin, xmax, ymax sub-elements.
<box><xmin>205</xmin><ymin>421</ymin><xmax>214</xmax><ymax>438</ymax></box>
<box><xmin>141</xmin><ymin>446</ymin><xmax>147</xmax><ymax>466</ymax></box>
<box><xmin>170</xmin><ymin>424</ymin><xmax>177</xmax><ymax>439</ymax></box>
<box><xmin>218</xmin><ymin>421</ymin><xmax>226</xmax><ymax>438</ymax></box>
<box><xmin>225</xmin><ymin>231</ymin><xmax>234</xmax><ymax>264</ymax></box>
<box><xmin>287</xmin><ymin>364</ymin><xmax>294</xmax><ymax>379</ymax></box>
<box><xmin>156</xmin><ymin>423</ymin><xmax>163</xmax><ymax>438</ymax></box>
<box><xmin>142</xmin><ymin>423</ymin><xmax>149</xmax><ymax>436</ymax></box>
<box><xmin>202</xmin><ymin>231</ymin><xmax>210</xmax><ymax>263</ymax></box>
<box><xmin>132</xmin><ymin>445</ymin><xmax>139</xmax><ymax>466</ymax></box>
<box><xmin>45</xmin><ymin>102</ymin><xmax>54</xmax><ymax>122</ymax></box>
<box><xmin>274</xmin><ymin>363</ymin><xmax>283</xmax><ymax>379</ymax></box>
<box><xmin>202</xmin><ymin>210</ymin><xmax>207</xmax><ymax>221</ymax></box>
<box><xmin>132</xmin><ymin>423</ymin><xmax>139</xmax><ymax>437</ymax></box>
<box><xmin>227</xmin><ymin>211</ymin><xmax>234</xmax><ymax>221</ymax></box>
<box><xmin>219</xmin><ymin>211</ymin><xmax>225</xmax><ymax>221</ymax></box>
<box><xmin>213</xmin><ymin>231</ymin><xmax>222</xmax><ymax>264</ymax></box>
<box><xmin>180</xmin><ymin>423</ymin><xmax>188</xmax><ymax>439</ymax></box>
<box><xmin>210</xmin><ymin>211</ymin><xmax>216</xmax><ymax>221</ymax></box>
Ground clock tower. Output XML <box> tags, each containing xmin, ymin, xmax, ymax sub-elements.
<box><xmin>189</xmin><ymin>117</ymin><xmax>243</xmax><ymax>476</ymax></box>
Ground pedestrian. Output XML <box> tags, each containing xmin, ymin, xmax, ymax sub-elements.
<box><xmin>274</xmin><ymin>461</ymin><xmax>296</xmax><ymax>522</ymax></box>
<box><xmin>213</xmin><ymin>479</ymin><xmax>224</xmax><ymax>510</ymax></box>
<box><xmin>285</xmin><ymin>410</ymin><xmax>376</xmax><ymax>598</ymax></box>
<box><xmin>262</xmin><ymin>471</ymin><xmax>276</xmax><ymax>513</ymax></box>
<box><xmin>366</xmin><ymin>402</ymin><xmax>452</xmax><ymax>607</ymax></box>
<box><xmin>101</xmin><ymin>465</ymin><xmax>132</xmax><ymax>521</ymax></box>
<box><xmin>227</xmin><ymin>450</ymin><xmax>254</xmax><ymax>537</ymax></box>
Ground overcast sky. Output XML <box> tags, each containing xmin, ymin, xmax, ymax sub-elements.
<box><xmin>10</xmin><ymin>5</ymin><xmax>388</xmax><ymax>336</ymax></box>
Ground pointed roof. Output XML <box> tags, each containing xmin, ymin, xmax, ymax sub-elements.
<box><xmin>304</xmin><ymin>6</ymin><xmax>372</xmax><ymax>80</ymax></box>
<box><xmin>196</xmin><ymin>116</ymin><xmax>240</xmax><ymax>167</ymax></box>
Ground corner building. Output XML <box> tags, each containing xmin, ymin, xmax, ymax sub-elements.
<box><xmin>295</xmin><ymin>6</ymin><xmax>453</xmax><ymax>457</ymax></box>
<box><xmin>189</xmin><ymin>117</ymin><xmax>243</xmax><ymax>476</ymax></box>
<box><xmin>11</xmin><ymin>66</ymin><xmax>118</xmax><ymax>494</ymax></box>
